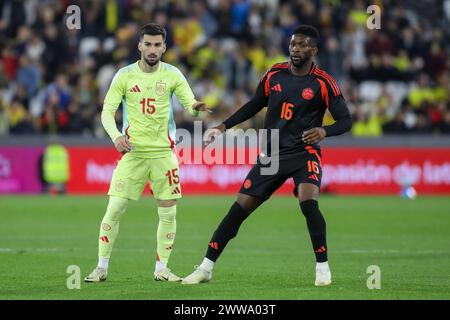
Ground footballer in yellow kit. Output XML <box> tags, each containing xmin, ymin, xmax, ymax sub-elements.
<box><xmin>84</xmin><ymin>23</ymin><xmax>210</xmax><ymax>283</ymax></box>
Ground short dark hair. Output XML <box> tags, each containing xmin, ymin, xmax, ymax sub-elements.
<box><xmin>140</xmin><ymin>23</ymin><xmax>167</xmax><ymax>41</ymax></box>
<box><xmin>292</xmin><ymin>25</ymin><xmax>319</xmax><ymax>46</ymax></box>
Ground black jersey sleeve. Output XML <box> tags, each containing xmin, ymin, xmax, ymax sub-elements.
<box><xmin>315</xmin><ymin>70</ymin><xmax>352</xmax><ymax>137</ymax></box>
<box><xmin>222</xmin><ymin>75</ymin><xmax>268</xmax><ymax>129</ymax></box>
<box><xmin>323</xmin><ymin>95</ymin><xmax>353</xmax><ymax>137</ymax></box>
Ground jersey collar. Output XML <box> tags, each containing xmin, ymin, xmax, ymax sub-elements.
<box><xmin>287</xmin><ymin>61</ymin><xmax>316</xmax><ymax>76</ymax></box>
<box><xmin>136</xmin><ymin>60</ymin><xmax>162</xmax><ymax>74</ymax></box>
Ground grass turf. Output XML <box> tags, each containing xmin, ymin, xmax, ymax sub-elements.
<box><xmin>0</xmin><ymin>195</ymin><xmax>449</xmax><ymax>300</ymax></box>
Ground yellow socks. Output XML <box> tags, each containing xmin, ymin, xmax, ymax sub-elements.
<box><xmin>156</xmin><ymin>205</ymin><xmax>177</xmax><ymax>264</ymax></box>
<box><xmin>98</xmin><ymin>196</ymin><xmax>128</xmax><ymax>265</ymax></box>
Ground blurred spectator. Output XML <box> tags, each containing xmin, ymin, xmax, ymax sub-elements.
<box><xmin>231</xmin><ymin>0</ymin><xmax>250</xmax><ymax>37</ymax></box>
<box><xmin>6</xmin><ymin>98</ymin><xmax>34</xmax><ymax>134</ymax></box>
<box><xmin>351</xmin><ymin>107</ymin><xmax>383</xmax><ymax>137</ymax></box>
<box><xmin>41</xmin><ymin>143</ymin><xmax>69</xmax><ymax>194</ymax></box>
<box><xmin>40</xmin><ymin>91</ymin><xmax>68</xmax><ymax>134</ymax></box>
<box><xmin>0</xmin><ymin>0</ymin><xmax>28</xmax><ymax>38</ymax></box>
<box><xmin>1</xmin><ymin>46</ymin><xmax>19</xmax><ymax>79</ymax></box>
<box><xmin>43</xmin><ymin>73</ymin><xmax>72</xmax><ymax>111</ymax></box>
<box><xmin>426</xmin><ymin>42</ymin><xmax>447</xmax><ymax>79</ymax></box>
<box><xmin>439</xmin><ymin>108</ymin><xmax>450</xmax><ymax>133</ymax></box>
<box><xmin>212</xmin><ymin>0</ymin><xmax>233</xmax><ymax>38</ymax></box>
<box><xmin>66</xmin><ymin>100</ymin><xmax>89</xmax><ymax>134</ymax></box>
<box><xmin>15</xmin><ymin>55</ymin><xmax>41</xmax><ymax>98</ymax></box>
<box><xmin>383</xmin><ymin>110</ymin><xmax>409</xmax><ymax>134</ymax></box>
<box><xmin>411</xmin><ymin>111</ymin><xmax>432</xmax><ymax>134</ymax></box>
<box><xmin>408</xmin><ymin>73</ymin><xmax>436</xmax><ymax>108</ymax></box>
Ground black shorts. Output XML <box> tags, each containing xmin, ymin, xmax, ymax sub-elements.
<box><xmin>239</xmin><ymin>147</ymin><xmax>322</xmax><ymax>199</ymax></box>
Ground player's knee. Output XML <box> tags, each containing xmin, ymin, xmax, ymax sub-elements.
<box><xmin>105</xmin><ymin>196</ymin><xmax>128</xmax><ymax>221</ymax></box>
<box><xmin>236</xmin><ymin>193</ymin><xmax>264</xmax><ymax>214</ymax></box>
<box><xmin>157</xmin><ymin>199</ymin><xmax>177</xmax><ymax>207</ymax></box>
<box><xmin>297</xmin><ymin>183</ymin><xmax>320</xmax><ymax>202</ymax></box>
<box><xmin>158</xmin><ymin>205</ymin><xmax>176</xmax><ymax>223</ymax></box>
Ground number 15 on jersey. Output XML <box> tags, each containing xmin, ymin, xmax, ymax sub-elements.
<box><xmin>141</xmin><ymin>98</ymin><xmax>156</xmax><ymax>115</ymax></box>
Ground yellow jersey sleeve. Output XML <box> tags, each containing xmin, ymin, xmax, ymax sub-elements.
<box><xmin>102</xmin><ymin>70</ymin><xmax>127</xmax><ymax>142</ymax></box>
<box><xmin>172</xmin><ymin>68</ymin><xmax>199</xmax><ymax>117</ymax></box>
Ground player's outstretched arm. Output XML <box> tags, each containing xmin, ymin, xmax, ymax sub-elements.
<box><xmin>172</xmin><ymin>67</ymin><xmax>212</xmax><ymax>117</ymax></box>
<box><xmin>203</xmin><ymin>97</ymin><xmax>266</xmax><ymax>147</ymax></box>
<box><xmin>221</xmin><ymin>79</ymin><xmax>268</xmax><ymax>130</ymax></box>
<box><xmin>203</xmin><ymin>97</ymin><xmax>266</xmax><ymax>146</ymax></box>
<box><xmin>203</xmin><ymin>82</ymin><xmax>267</xmax><ymax>146</ymax></box>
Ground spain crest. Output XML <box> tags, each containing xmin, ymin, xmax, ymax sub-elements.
<box><xmin>115</xmin><ymin>179</ymin><xmax>124</xmax><ymax>192</ymax></box>
<box><xmin>155</xmin><ymin>80</ymin><xmax>166</xmax><ymax>96</ymax></box>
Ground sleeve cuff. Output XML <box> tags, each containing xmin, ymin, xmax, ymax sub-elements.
<box><xmin>110</xmin><ymin>131</ymin><xmax>123</xmax><ymax>143</ymax></box>
<box><xmin>190</xmin><ymin>108</ymin><xmax>200</xmax><ymax>117</ymax></box>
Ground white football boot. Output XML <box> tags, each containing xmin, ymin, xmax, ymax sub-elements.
<box><xmin>181</xmin><ymin>266</ymin><xmax>212</xmax><ymax>285</ymax></box>
<box><xmin>84</xmin><ymin>266</ymin><xmax>108</xmax><ymax>282</ymax></box>
<box><xmin>315</xmin><ymin>262</ymin><xmax>332</xmax><ymax>286</ymax></box>
<box><xmin>153</xmin><ymin>267</ymin><xmax>182</xmax><ymax>282</ymax></box>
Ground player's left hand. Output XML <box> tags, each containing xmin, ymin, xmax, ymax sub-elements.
<box><xmin>302</xmin><ymin>127</ymin><xmax>326</xmax><ymax>144</ymax></box>
<box><xmin>192</xmin><ymin>101</ymin><xmax>212</xmax><ymax>113</ymax></box>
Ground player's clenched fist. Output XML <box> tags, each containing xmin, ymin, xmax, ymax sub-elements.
<box><xmin>302</xmin><ymin>127</ymin><xmax>326</xmax><ymax>145</ymax></box>
<box><xmin>114</xmin><ymin>136</ymin><xmax>132</xmax><ymax>154</ymax></box>
<box><xmin>203</xmin><ymin>123</ymin><xmax>225</xmax><ymax>146</ymax></box>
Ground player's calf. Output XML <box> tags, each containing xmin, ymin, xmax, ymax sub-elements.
<box><xmin>300</xmin><ymin>199</ymin><xmax>328</xmax><ymax>263</ymax></box>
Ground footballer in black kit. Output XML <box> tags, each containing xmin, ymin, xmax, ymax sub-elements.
<box><xmin>226</xmin><ymin>59</ymin><xmax>350</xmax><ymax>198</ymax></box>
<box><xmin>182</xmin><ymin>25</ymin><xmax>352</xmax><ymax>286</ymax></box>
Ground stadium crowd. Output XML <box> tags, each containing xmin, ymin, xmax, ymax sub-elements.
<box><xmin>0</xmin><ymin>0</ymin><xmax>449</xmax><ymax>137</ymax></box>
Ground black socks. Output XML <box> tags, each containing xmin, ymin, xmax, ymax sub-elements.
<box><xmin>206</xmin><ymin>202</ymin><xmax>250</xmax><ymax>262</ymax></box>
<box><xmin>205</xmin><ymin>199</ymin><xmax>327</xmax><ymax>263</ymax></box>
<box><xmin>300</xmin><ymin>199</ymin><xmax>328</xmax><ymax>263</ymax></box>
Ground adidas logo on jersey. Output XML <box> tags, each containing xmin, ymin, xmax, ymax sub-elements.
<box><xmin>129</xmin><ymin>85</ymin><xmax>141</xmax><ymax>92</ymax></box>
<box><xmin>308</xmin><ymin>174</ymin><xmax>319</xmax><ymax>181</ymax></box>
<box><xmin>271</xmin><ymin>84</ymin><xmax>282</xmax><ymax>92</ymax></box>
<box><xmin>171</xmin><ymin>187</ymin><xmax>181</xmax><ymax>195</ymax></box>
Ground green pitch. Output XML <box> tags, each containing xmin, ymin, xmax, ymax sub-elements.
<box><xmin>0</xmin><ymin>195</ymin><xmax>449</xmax><ymax>300</ymax></box>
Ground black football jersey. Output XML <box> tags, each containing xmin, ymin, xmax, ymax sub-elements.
<box><xmin>224</xmin><ymin>61</ymin><xmax>351</xmax><ymax>157</ymax></box>
<box><xmin>262</xmin><ymin>62</ymin><xmax>345</xmax><ymax>154</ymax></box>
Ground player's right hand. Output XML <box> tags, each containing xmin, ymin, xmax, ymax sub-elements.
<box><xmin>114</xmin><ymin>136</ymin><xmax>132</xmax><ymax>154</ymax></box>
<box><xmin>203</xmin><ymin>123</ymin><xmax>226</xmax><ymax>146</ymax></box>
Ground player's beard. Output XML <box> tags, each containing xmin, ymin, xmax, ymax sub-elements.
<box><xmin>290</xmin><ymin>55</ymin><xmax>310</xmax><ymax>68</ymax></box>
<box><xmin>143</xmin><ymin>55</ymin><xmax>160</xmax><ymax>66</ymax></box>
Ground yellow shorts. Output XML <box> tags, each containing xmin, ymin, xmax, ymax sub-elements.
<box><xmin>108</xmin><ymin>152</ymin><xmax>181</xmax><ymax>200</ymax></box>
